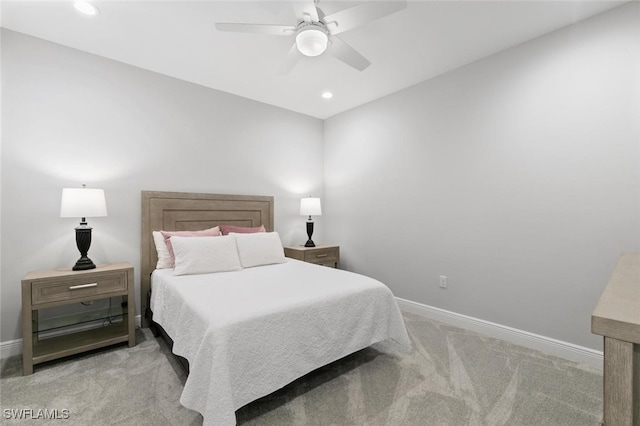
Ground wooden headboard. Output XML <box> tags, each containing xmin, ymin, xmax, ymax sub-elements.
<box><xmin>140</xmin><ymin>191</ymin><xmax>274</xmax><ymax>327</ymax></box>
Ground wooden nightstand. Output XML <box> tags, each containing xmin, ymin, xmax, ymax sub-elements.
<box><xmin>284</xmin><ymin>245</ymin><xmax>340</xmax><ymax>269</ymax></box>
<box><xmin>21</xmin><ymin>262</ymin><xmax>135</xmax><ymax>375</ymax></box>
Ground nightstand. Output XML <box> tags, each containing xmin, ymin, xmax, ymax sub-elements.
<box><xmin>284</xmin><ymin>245</ymin><xmax>340</xmax><ymax>268</ymax></box>
<box><xmin>21</xmin><ymin>262</ymin><xmax>135</xmax><ymax>375</ymax></box>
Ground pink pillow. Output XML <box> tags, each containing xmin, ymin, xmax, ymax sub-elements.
<box><xmin>220</xmin><ymin>224</ymin><xmax>265</xmax><ymax>235</ymax></box>
<box><xmin>161</xmin><ymin>226</ymin><xmax>221</xmax><ymax>267</ymax></box>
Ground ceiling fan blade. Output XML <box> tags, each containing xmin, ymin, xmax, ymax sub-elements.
<box><xmin>292</xmin><ymin>0</ymin><xmax>319</xmax><ymax>23</ymax></box>
<box><xmin>278</xmin><ymin>43</ymin><xmax>302</xmax><ymax>74</ymax></box>
<box><xmin>322</xmin><ymin>1</ymin><xmax>407</xmax><ymax>35</ymax></box>
<box><xmin>327</xmin><ymin>36</ymin><xmax>371</xmax><ymax>71</ymax></box>
<box><xmin>215</xmin><ymin>23</ymin><xmax>296</xmax><ymax>36</ymax></box>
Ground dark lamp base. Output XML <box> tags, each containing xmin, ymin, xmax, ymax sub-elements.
<box><xmin>73</xmin><ymin>256</ymin><xmax>96</xmax><ymax>271</ymax></box>
<box><xmin>305</xmin><ymin>221</ymin><xmax>316</xmax><ymax>248</ymax></box>
<box><xmin>72</xmin><ymin>225</ymin><xmax>96</xmax><ymax>271</ymax></box>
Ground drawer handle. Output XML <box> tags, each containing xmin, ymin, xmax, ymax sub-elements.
<box><xmin>69</xmin><ymin>283</ymin><xmax>98</xmax><ymax>290</ymax></box>
<box><xmin>316</xmin><ymin>254</ymin><xmax>328</xmax><ymax>258</ymax></box>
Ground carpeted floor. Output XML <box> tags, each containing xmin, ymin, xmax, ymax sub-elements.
<box><xmin>0</xmin><ymin>312</ymin><xmax>602</xmax><ymax>425</ymax></box>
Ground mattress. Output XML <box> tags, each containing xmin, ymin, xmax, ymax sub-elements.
<box><xmin>150</xmin><ymin>258</ymin><xmax>411</xmax><ymax>425</ymax></box>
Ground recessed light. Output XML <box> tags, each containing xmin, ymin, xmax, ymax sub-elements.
<box><xmin>74</xmin><ymin>2</ymin><xmax>100</xmax><ymax>16</ymax></box>
<box><xmin>321</xmin><ymin>91</ymin><xmax>333</xmax><ymax>99</ymax></box>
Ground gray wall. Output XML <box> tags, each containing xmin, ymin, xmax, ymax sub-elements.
<box><xmin>1</xmin><ymin>30</ymin><xmax>324</xmax><ymax>342</ymax></box>
<box><xmin>324</xmin><ymin>3</ymin><xmax>640</xmax><ymax>350</ymax></box>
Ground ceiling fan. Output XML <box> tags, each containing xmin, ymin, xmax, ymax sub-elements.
<box><xmin>215</xmin><ymin>0</ymin><xmax>407</xmax><ymax>73</ymax></box>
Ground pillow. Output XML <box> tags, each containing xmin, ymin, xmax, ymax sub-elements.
<box><xmin>220</xmin><ymin>224</ymin><xmax>265</xmax><ymax>236</ymax></box>
<box><xmin>152</xmin><ymin>231</ymin><xmax>173</xmax><ymax>269</ymax></box>
<box><xmin>171</xmin><ymin>235</ymin><xmax>242</xmax><ymax>276</ymax></box>
<box><xmin>232</xmin><ymin>231</ymin><xmax>286</xmax><ymax>268</ymax></box>
<box><xmin>161</xmin><ymin>227</ymin><xmax>221</xmax><ymax>267</ymax></box>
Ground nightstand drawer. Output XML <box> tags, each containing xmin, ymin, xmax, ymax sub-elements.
<box><xmin>304</xmin><ymin>247</ymin><xmax>338</xmax><ymax>264</ymax></box>
<box><xmin>284</xmin><ymin>245</ymin><xmax>340</xmax><ymax>268</ymax></box>
<box><xmin>31</xmin><ymin>272</ymin><xmax>127</xmax><ymax>305</ymax></box>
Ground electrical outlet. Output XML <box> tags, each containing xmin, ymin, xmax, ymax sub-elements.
<box><xmin>439</xmin><ymin>275</ymin><xmax>447</xmax><ymax>289</ymax></box>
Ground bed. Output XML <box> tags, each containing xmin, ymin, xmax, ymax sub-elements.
<box><xmin>141</xmin><ymin>191</ymin><xmax>411</xmax><ymax>425</ymax></box>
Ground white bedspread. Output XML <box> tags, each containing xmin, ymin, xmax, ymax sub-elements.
<box><xmin>150</xmin><ymin>259</ymin><xmax>411</xmax><ymax>425</ymax></box>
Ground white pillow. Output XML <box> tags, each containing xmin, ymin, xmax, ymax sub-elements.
<box><xmin>153</xmin><ymin>231</ymin><xmax>172</xmax><ymax>269</ymax></box>
<box><xmin>232</xmin><ymin>231</ymin><xmax>286</xmax><ymax>268</ymax></box>
<box><xmin>171</xmin><ymin>235</ymin><xmax>242</xmax><ymax>276</ymax></box>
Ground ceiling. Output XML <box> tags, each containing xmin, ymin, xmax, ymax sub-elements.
<box><xmin>0</xmin><ymin>0</ymin><xmax>627</xmax><ymax>119</ymax></box>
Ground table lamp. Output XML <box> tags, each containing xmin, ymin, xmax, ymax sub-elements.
<box><xmin>60</xmin><ymin>184</ymin><xmax>107</xmax><ymax>270</ymax></box>
<box><xmin>300</xmin><ymin>196</ymin><xmax>321</xmax><ymax>247</ymax></box>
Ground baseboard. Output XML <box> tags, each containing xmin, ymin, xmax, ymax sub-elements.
<box><xmin>0</xmin><ymin>338</ymin><xmax>22</xmax><ymax>360</ymax></box>
<box><xmin>396</xmin><ymin>297</ymin><xmax>604</xmax><ymax>370</ymax></box>
<box><xmin>1</xmin><ymin>315</ymin><xmax>142</xmax><ymax>360</ymax></box>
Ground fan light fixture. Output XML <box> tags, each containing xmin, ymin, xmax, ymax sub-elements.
<box><xmin>74</xmin><ymin>2</ymin><xmax>100</xmax><ymax>16</ymax></box>
<box><xmin>215</xmin><ymin>0</ymin><xmax>407</xmax><ymax>72</ymax></box>
<box><xmin>296</xmin><ymin>26</ymin><xmax>328</xmax><ymax>57</ymax></box>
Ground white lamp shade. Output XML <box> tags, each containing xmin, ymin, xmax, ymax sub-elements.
<box><xmin>60</xmin><ymin>188</ymin><xmax>107</xmax><ymax>218</ymax></box>
<box><xmin>296</xmin><ymin>27</ymin><xmax>328</xmax><ymax>57</ymax></box>
<box><xmin>300</xmin><ymin>197</ymin><xmax>322</xmax><ymax>216</ymax></box>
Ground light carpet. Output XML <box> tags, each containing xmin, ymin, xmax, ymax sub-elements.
<box><xmin>0</xmin><ymin>312</ymin><xmax>602</xmax><ymax>425</ymax></box>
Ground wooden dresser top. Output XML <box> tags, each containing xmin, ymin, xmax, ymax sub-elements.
<box><xmin>592</xmin><ymin>252</ymin><xmax>640</xmax><ymax>344</ymax></box>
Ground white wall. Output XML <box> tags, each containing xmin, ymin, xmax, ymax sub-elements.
<box><xmin>324</xmin><ymin>3</ymin><xmax>640</xmax><ymax>350</ymax></box>
<box><xmin>1</xmin><ymin>30</ymin><xmax>324</xmax><ymax>343</ymax></box>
